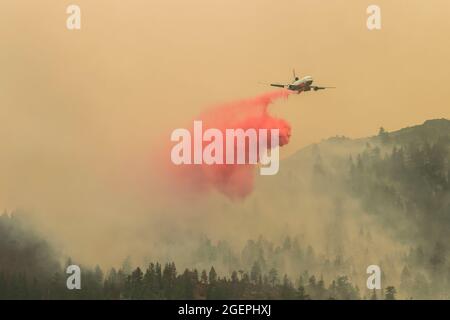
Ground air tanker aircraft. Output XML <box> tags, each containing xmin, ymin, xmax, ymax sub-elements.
<box><xmin>269</xmin><ymin>69</ymin><xmax>335</xmax><ymax>93</ymax></box>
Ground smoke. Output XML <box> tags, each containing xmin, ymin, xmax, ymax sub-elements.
<box><xmin>165</xmin><ymin>90</ymin><xmax>294</xmax><ymax>199</ymax></box>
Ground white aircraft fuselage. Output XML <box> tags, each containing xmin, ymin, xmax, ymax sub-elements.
<box><xmin>288</xmin><ymin>76</ymin><xmax>314</xmax><ymax>92</ymax></box>
<box><xmin>269</xmin><ymin>71</ymin><xmax>334</xmax><ymax>93</ymax></box>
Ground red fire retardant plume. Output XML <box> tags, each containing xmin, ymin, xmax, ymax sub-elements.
<box><xmin>168</xmin><ymin>90</ymin><xmax>293</xmax><ymax>199</ymax></box>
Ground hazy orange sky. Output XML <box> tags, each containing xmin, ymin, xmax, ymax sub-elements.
<box><xmin>1</xmin><ymin>1</ymin><xmax>450</xmax><ymax>264</ymax></box>
<box><xmin>2</xmin><ymin>1</ymin><xmax>450</xmax><ymax>150</ymax></box>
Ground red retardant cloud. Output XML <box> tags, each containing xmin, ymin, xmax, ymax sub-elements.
<box><xmin>165</xmin><ymin>90</ymin><xmax>293</xmax><ymax>199</ymax></box>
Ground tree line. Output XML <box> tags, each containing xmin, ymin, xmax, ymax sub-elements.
<box><xmin>0</xmin><ymin>258</ymin><xmax>399</xmax><ymax>300</ymax></box>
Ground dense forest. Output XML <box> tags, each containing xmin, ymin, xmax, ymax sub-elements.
<box><xmin>1</xmin><ymin>119</ymin><xmax>449</xmax><ymax>299</ymax></box>
<box><xmin>311</xmin><ymin>119</ymin><xmax>450</xmax><ymax>299</ymax></box>
<box><xmin>346</xmin><ymin>121</ymin><xmax>450</xmax><ymax>299</ymax></box>
<box><xmin>0</xmin><ymin>212</ymin><xmax>391</xmax><ymax>300</ymax></box>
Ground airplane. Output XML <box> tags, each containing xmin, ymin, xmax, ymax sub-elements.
<box><xmin>269</xmin><ymin>69</ymin><xmax>335</xmax><ymax>93</ymax></box>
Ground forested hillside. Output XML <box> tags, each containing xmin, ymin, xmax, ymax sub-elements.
<box><xmin>1</xmin><ymin>119</ymin><xmax>449</xmax><ymax>299</ymax></box>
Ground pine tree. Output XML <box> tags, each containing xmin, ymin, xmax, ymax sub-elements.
<box><xmin>209</xmin><ymin>267</ymin><xmax>217</xmax><ymax>284</ymax></box>
<box><xmin>200</xmin><ymin>270</ymin><xmax>208</xmax><ymax>284</ymax></box>
<box><xmin>250</xmin><ymin>262</ymin><xmax>262</xmax><ymax>284</ymax></box>
<box><xmin>268</xmin><ymin>268</ymin><xmax>278</xmax><ymax>287</ymax></box>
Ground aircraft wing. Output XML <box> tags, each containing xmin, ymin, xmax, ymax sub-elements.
<box><xmin>311</xmin><ymin>85</ymin><xmax>336</xmax><ymax>91</ymax></box>
<box><xmin>270</xmin><ymin>84</ymin><xmax>288</xmax><ymax>88</ymax></box>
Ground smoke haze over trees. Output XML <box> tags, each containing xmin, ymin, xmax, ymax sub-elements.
<box><xmin>1</xmin><ymin>119</ymin><xmax>449</xmax><ymax>299</ymax></box>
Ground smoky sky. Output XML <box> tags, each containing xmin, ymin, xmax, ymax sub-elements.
<box><xmin>1</xmin><ymin>0</ymin><xmax>449</xmax><ymax>268</ymax></box>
